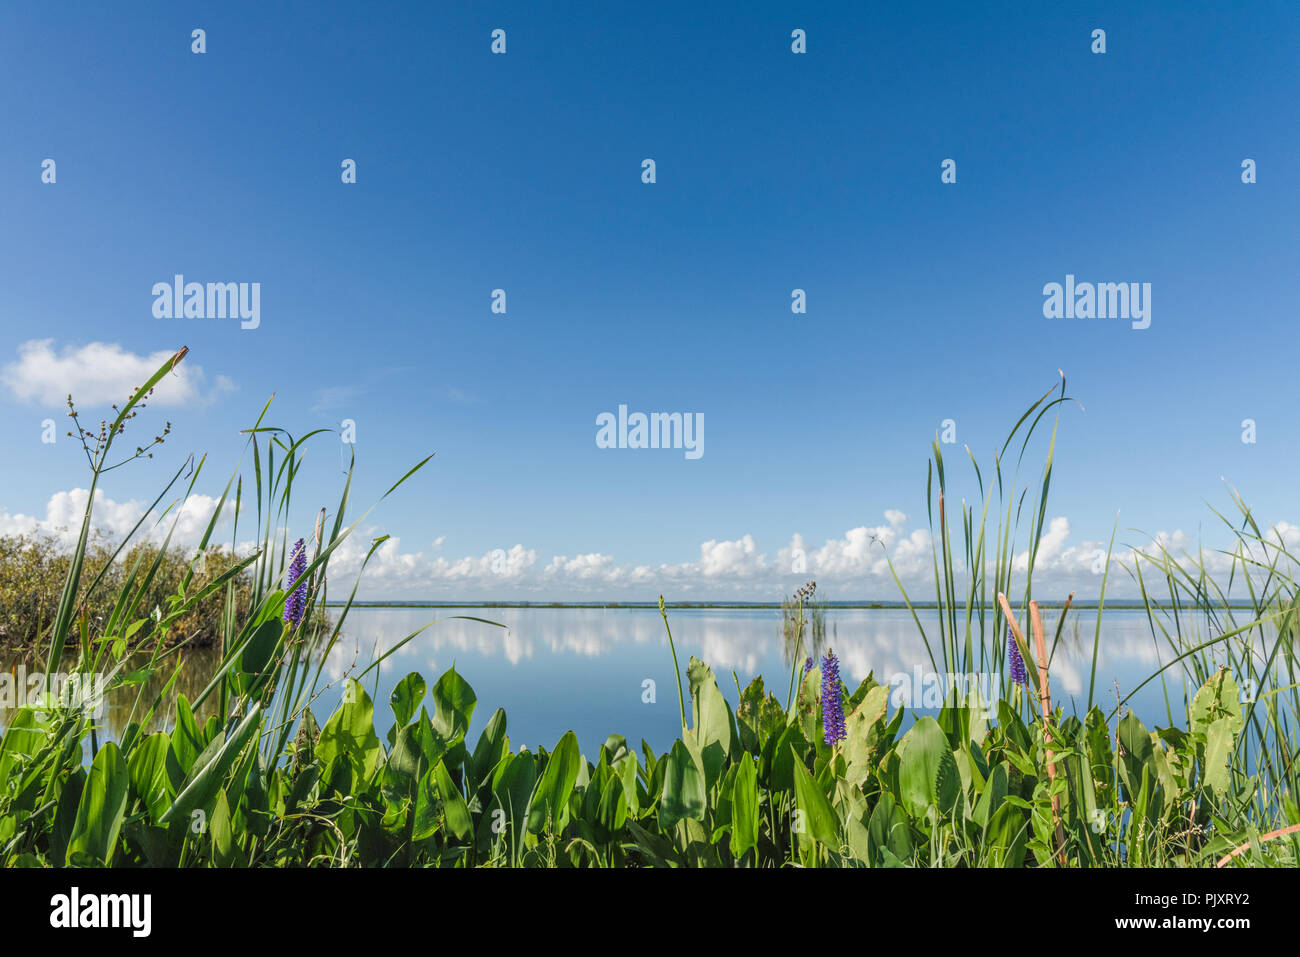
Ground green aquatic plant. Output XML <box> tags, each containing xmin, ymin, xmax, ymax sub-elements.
<box><xmin>0</xmin><ymin>352</ymin><xmax>1295</xmax><ymax>867</ymax></box>
<box><xmin>2</xmin><ymin>650</ymin><xmax>1288</xmax><ymax>867</ymax></box>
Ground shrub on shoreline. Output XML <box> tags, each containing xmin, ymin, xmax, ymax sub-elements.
<box><xmin>0</xmin><ymin>533</ymin><xmax>253</xmax><ymax>654</ymax></box>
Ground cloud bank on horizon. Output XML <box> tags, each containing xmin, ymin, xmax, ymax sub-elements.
<box><xmin>4</xmin><ymin>482</ymin><xmax>1294</xmax><ymax>603</ymax></box>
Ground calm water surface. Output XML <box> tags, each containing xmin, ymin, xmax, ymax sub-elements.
<box><xmin>3</xmin><ymin>607</ymin><xmax>1249</xmax><ymax>755</ymax></box>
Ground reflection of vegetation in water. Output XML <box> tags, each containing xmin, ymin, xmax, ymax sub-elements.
<box><xmin>0</xmin><ymin>647</ymin><xmax>228</xmax><ymax>737</ymax></box>
<box><xmin>781</xmin><ymin>581</ymin><xmax>835</xmax><ymax>666</ymax></box>
<box><xmin>781</xmin><ymin>581</ymin><xmax>842</xmax><ymax>715</ymax></box>
<box><xmin>3</xmin><ymin>605</ymin><xmax>334</xmax><ymax>740</ymax></box>
<box><xmin>780</xmin><ymin>582</ymin><xmax>812</xmax><ymax>667</ymax></box>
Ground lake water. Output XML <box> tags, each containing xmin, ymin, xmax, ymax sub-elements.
<box><xmin>2</xmin><ymin>606</ymin><xmax>1252</xmax><ymax>755</ymax></box>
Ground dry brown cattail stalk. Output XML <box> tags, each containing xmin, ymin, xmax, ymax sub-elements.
<box><xmin>997</xmin><ymin>591</ymin><xmax>1067</xmax><ymax>866</ymax></box>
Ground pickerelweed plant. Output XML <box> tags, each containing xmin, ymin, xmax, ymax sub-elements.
<box><xmin>1007</xmin><ymin>625</ymin><xmax>1027</xmax><ymax>687</ymax></box>
<box><xmin>0</xmin><ymin>355</ymin><xmax>1296</xmax><ymax>867</ymax></box>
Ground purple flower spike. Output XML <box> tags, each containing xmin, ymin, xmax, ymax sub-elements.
<box><xmin>821</xmin><ymin>649</ymin><xmax>846</xmax><ymax>746</ymax></box>
<box><xmin>284</xmin><ymin>538</ymin><xmax>307</xmax><ymax>627</ymax></box>
<box><xmin>1007</xmin><ymin>625</ymin><xmax>1027</xmax><ymax>686</ymax></box>
<box><xmin>803</xmin><ymin>656</ymin><xmax>814</xmax><ymax>677</ymax></box>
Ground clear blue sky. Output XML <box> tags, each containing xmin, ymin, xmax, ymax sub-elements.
<box><xmin>1</xmin><ymin>1</ymin><xmax>1297</xmax><ymax>599</ymax></box>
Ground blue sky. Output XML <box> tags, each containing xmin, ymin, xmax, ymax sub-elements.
<box><xmin>1</xmin><ymin>1</ymin><xmax>1297</xmax><ymax>600</ymax></box>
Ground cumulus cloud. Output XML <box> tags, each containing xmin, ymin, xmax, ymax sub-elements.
<box><xmin>545</xmin><ymin>553</ymin><xmax>618</xmax><ymax>580</ymax></box>
<box><xmin>695</xmin><ymin>535</ymin><xmax>766</xmax><ymax>579</ymax></box>
<box><xmin>1</xmin><ymin>340</ymin><xmax>234</xmax><ymax>407</ymax></box>
<box><xmin>0</xmin><ymin>487</ymin><xmax>235</xmax><ymax>549</ymax></box>
<box><xmin>295</xmin><ymin>510</ymin><xmax>1046</xmax><ymax>599</ymax></box>
<box><xmin>1013</xmin><ymin>516</ymin><xmax>1072</xmax><ymax>573</ymax></box>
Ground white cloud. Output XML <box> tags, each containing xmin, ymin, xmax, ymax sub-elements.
<box><xmin>301</xmin><ymin>509</ymin><xmax>1057</xmax><ymax>599</ymax></box>
<box><xmin>6</xmin><ymin>487</ymin><xmax>1294</xmax><ymax>606</ymax></box>
<box><xmin>695</xmin><ymin>535</ymin><xmax>766</xmax><ymax>579</ymax></box>
<box><xmin>0</xmin><ymin>487</ymin><xmax>234</xmax><ymax>549</ymax></box>
<box><xmin>545</xmin><ymin>553</ymin><xmax>618</xmax><ymax>580</ymax></box>
<box><xmin>1013</xmin><ymin>516</ymin><xmax>1072</xmax><ymax>573</ymax></box>
<box><xmin>1</xmin><ymin>340</ymin><xmax>234</xmax><ymax>407</ymax></box>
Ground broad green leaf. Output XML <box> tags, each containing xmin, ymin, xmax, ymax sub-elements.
<box><xmin>412</xmin><ymin>766</ymin><xmax>442</xmax><ymax>842</ymax></box>
<box><xmin>617</xmin><ymin>751</ymin><xmax>641</xmax><ymax>816</ymax></box>
<box><xmin>469</xmin><ymin>708</ymin><xmax>508</xmax><ymax>789</ymax></box>
<box><xmin>729</xmin><ymin>752</ymin><xmax>760</xmax><ymax>860</ymax></box>
<box><xmin>686</xmin><ymin>657</ymin><xmax>732</xmax><ymax>788</ymax></box>
<box><xmin>868</xmin><ymin>791</ymin><xmax>913</xmax><ymax>866</ymax></box>
<box><xmin>596</xmin><ymin>774</ymin><xmax>629</xmax><ymax>833</ymax></box>
<box><xmin>841</xmin><ymin>785</ymin><xmax>872</xmax><ymax>864</ymax></box>
<box><xmin>971</xmin><ymin>761</ymin><xmax>1009</xmax><ymax>829</ymax></box>
<box><xmin>170</xmin><ymin>694</ymin><xmax>205</xmax><ymax>774</ymax></box>
<box><xmin>1190</xmin><ymin>668</ymin><xmax>1243</xmax><ymax>742</ymax></box>
<box><xmin>160</xmin><ymin>705</ymin><xmax>263</xmax><ymax>825</ymax></box>
<box><xmin>527</xmin><ymin>731</ymin><xmax>581</xmax><ymax>834</ymax></box>
<box><xmin>434</xmin><ymin>759</ymin><xmax>473</xmax><ymax>842</ymax></box>
<box><xmin>127</xmin><ymin>732</ymin><xmax>173</xmax><ymax>822</ymax></box>
<box><xmin>210</xmin><ymin>789</ymin><xmax>235</xmax><ymax>866</ymax></box>
<box><xmin>658</xmin><ymin>739</ymin><xmax>706</xmax><ymax>830</ymax></box>
<box><xmin>1117</xmin><ymin>712</ymin><xmax>1153</xmax><ymax>799</ymax></box>
<box><xmin>235</xmin><ymin>618</ymin><xmax>282</xmax><ymax>695</ymax></box>
<box><xmin>795</xmin><ymin>664</ymin><xmax>823</xmax><ymax>744</ymax></box>
<box><xmin>791</xmin><ymin>750</ymin><xmax>839</xmax><ymax>850</ymax></box>
<box><xmin>51</xmin><ymin>770</ymin><xmax>86</xmax><ymax>865</ymax></box>
<box><xmin>843</xmin><ymin>685</ymin><xmax>891</xmax><ymax>786</ymax></box>
<box><xmin>390</xmin><ymin>672</ymin><xmax>426</xmax><ymax>729</ymax></box>
<box><xmin>490</xmin><ymin>751</ymin><xmax>537</xmax><ymax>853</ymax></box>
<box><xmin>382</xmin><ymin>723</ymin><xmax>424</xmax><ymax>800</ymax></box>
<box><xmin>431</xmin><ymin>666</ymin><xmax>477</xmax><ymax>742</ymax></box>
<box><xmin>67</xmin><ymin>742</ymin><xmax>129</xmax><ymax>865</ymax></box>
<box><xmin>896</xmin><ymin>716</ymin><xmax>959</xmax><ymax>819</ymax></box>
<box><xmin>768</xmin><ymin>722</ymin><xmax>807</xmax><ymax>793</ymax></box>
<box><xmin>984</xmin><ymin>801</ymin><xmax>1028</xmax><ymax>866</ymax></box>
<box><xmin>317</xmin><ymin>679</ymin><xmax>382</xmax><ymax>781</ymax></box>
<box><xmin>1203</xmin><ymin>716</ymin><xmax>1236</xmax><ymax>793</ymax></box>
